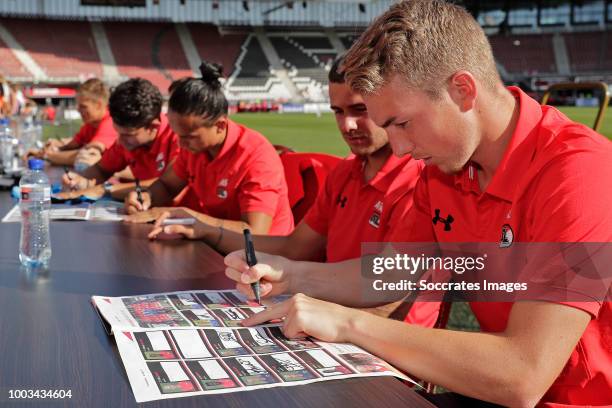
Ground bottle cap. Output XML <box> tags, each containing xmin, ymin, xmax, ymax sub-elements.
<box><xmin>28</xmin><ymin>158</ymin><xmax>45</xmax><ymax>170</ymax></box>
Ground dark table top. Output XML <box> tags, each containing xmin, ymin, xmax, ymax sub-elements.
<box><xmin>0</xmin><ymin>170</ymin><xmax>436</xmax><ymax>408</ymax></box>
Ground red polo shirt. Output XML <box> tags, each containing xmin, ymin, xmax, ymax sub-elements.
<box><xmin>390</xmin><ymin>87</ymin><xmax>612</xmax><ymax>406</ymax></box>
<box><xmin>304</xmin><ymin>154</ymin><xmax>439</xmax><ymax>327</ymax></box>
<box><xmin>305</xmin><ymin>154</ymin><xmax>423</xmax><ymax>262</ymax></box>
<box><xmin>72</xmin><ymin>111</ymin><xmax>117</xmax><ymax>149</ymax></box>
<box><xmin>98</xmin><ymin>114</ymin><xmax>178</xmax><ymax>180</ymax></box>
<box><xmin>172</xmin><ymin>120</ymin><xmax>293</xmax><ymax>235</ymax></box>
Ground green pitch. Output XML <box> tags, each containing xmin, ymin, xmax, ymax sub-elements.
<box><xmin>557</xmin><ymin>106</ymin><xmax>612</xmax><ymax>138</ymax></box>
<box><xmin>233</xmin><ymin>107</ymin><xmax>612</xmax><ymax>155</ymax></box>
<box><xmin>231</xmin><ymin>113</ymin><xmax>349</xmax><ymax>156</ymax></box>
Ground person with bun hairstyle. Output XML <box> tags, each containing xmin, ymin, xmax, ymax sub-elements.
<box><xmin>125</xmin><ymin>62</ymin><xmax>294</xmax><ymax>235</ymax></box>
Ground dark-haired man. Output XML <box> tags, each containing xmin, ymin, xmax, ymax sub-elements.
<box><xmin>59</xmin><ymin>78</ymin><xmax>179</xmax><ymax>200</ymax></box>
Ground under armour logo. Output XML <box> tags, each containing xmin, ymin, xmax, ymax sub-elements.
<box><xmin>432</xmin><ymin>209</ymin><xmax>454</xmax><ymax>231</ymax></box>
<box><xmin>336</xmin><ymin>195</ymin><xmax>348</xmax><ymax>208</ymax></box>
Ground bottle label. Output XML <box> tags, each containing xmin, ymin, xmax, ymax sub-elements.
<box><xmin>20</xmin><ymin>187</ymin><xmax>51</xmax><ymax>202</ymax></box>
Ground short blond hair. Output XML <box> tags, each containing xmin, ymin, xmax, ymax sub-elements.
<box><xmin>342</xmin><ymin>0</ymin><xmax>500</xmax><ymax>97</ymax></box>
<box><xmin>77</xmin><ymin>78</ymin><xmax>109</xmax><ymax>103</ymax></box>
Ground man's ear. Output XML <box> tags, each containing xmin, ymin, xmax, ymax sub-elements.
<box><xmin>215</xmin><ymin>117</ymin><xmax>228</xmax><ymax>134</ymax></box>
<box><xmin>148</xmin><ymin>117</ymin><xmax>162</xmax><ymax>132</ymax></box>
<box><xmin>447</xmin><ymin>71</ymin><xmax>477</xmax><ymax>112</ymax></box>
<box><xmin>96</xmin><ymin>98</ymin><xmax>107</xmax><ymax>111</ymax></box>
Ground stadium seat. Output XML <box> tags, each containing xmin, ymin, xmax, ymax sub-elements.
<box><xmin>278</xmin><ymin>150</ymin><xmax>342</xmax><ymax>224</ymax></box>
<box><xmin>273</xmin><ymin>144</ymin><xmax>295</xmax><ymax>155</ymax></box>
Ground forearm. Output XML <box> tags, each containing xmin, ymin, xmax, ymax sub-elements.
<box><xmin>46</xmin><ymin>150</ymin><xmax>78</xmax><ymax>166</ymax></box>
<box><xmin>180</xmin><ymin>211</ymin><xmax>250</xmax><ymax>234</ymax></box>
<box><xmin>113</xmin><ymin>167</ymin><xmax>134</xmax><ymax>181</ymax></box>
<box><xmin>346</xmin><ymin>312</ymin><xmax>543</xmax><ymax>407</ymax></box>
<box><xmin>147</xmin><ymin>180</ymin><xmax>177</xmax><ymax>207</ymax></box>
<box><xmin>209</xmin><ymin>227</ymin><xmax>295</xmax><ymax>257</ymax></box>
<box><xmin>79</xmin><ymin>165</ymin><xmax>109</xmax><ymax>185</ymax></box>
<box><xmin>58</xmin><ymin>139</ymin><xmax>80</xmax><ymax>151</ymax></box>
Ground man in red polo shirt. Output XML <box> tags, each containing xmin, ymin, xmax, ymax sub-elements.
<box><xmin>222</xmin><ymin>1</ymin><xmax>612</xmax><ymax>406</ymax></box>
<box><xmin>29</xmin><ymin>78</ymin><xmax>117</xmax><ymax>167</ymax></box>
<box><xmin>59</xmin><ymin>78</ymin><xmax>178</xmax><ymax>200</ymax></box>
<box><xmin>148</xmin><ymin>57</ymin><xmax>438</xmax><ymax>327</ymax></box>
<box><xmin>125</xmin><ymin>62</ymin><xmax>293</xmax><ymax>236</ymax></box>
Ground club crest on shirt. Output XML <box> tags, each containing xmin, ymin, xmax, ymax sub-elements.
<box><xmin>217</xmin><ymin>178</ymin><xmax>228</xmax><ymax>199</ymax></box>
<box><xmin>155</xmin><ymin>152</ymin><xmax>165</xmax><ymax>172</ymax></box>
<box><xmin>368</xmin><ymin>200</ymin><xmax>383</xmax><ymax>228</ymax></box>
<box><xmin>500</xmin><ymin>224</ymin><xmax>514</xmax><ymax>248</ymax></box>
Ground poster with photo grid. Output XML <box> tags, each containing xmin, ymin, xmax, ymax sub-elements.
<box><xmin>92</xmin><ymin>290</ymin><xmax>415</xmax><ymax>402</ymax></box>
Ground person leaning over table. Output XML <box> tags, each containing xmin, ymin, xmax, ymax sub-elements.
<box><xmin>148</xmin><ymin>55</ymin><xmax>439</xmax><ymax>328</ymax></box>
<box><xmin>28</xmin><ymin>78</ymin><xmax>118</xmax><ymax>167</ymax></box>
<box><xmin>124</xmin><ymin>61</ymin><xmax>294</xmax><ymax>236</ymax></box>
<box><xmin>222</xmin><ymin>1</ymin><xmax>612</xmax><ymax>407</ymax></box>
<box><xmin>57</xmin><ymin>78</ymin><xmax>179</xmax><ymax>201</ymax></box>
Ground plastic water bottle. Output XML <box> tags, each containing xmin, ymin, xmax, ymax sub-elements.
<box><xmin>19</xmin><ymin>158</ymin><xmax>51</xmax><ymax>267</ymax></box>
<box><xmin>0</xmin><ymin>118</ymin><xmax>14</xmax><ymax>169</ymax></box>
<box><xmin>17</xmin><ymin>121</ymin><xmax>34</xmax><ymax>156</ymax></box>
<box><xmin>34</xmin><ymin>121</ymin><xmax>43</xmax><ymax>146</ymax></box>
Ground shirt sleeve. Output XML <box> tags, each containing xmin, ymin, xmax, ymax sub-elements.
<box><xmin>70</xmin><ymin>124</ymin><xmax>90</xmax><ymax>147</ymax></box>
<box><xmin>236</xmin><ymin>148</ymin><xmax>286</xmax><ymax>217</ymax></box>
<box><xmin>521</xmin><ymin>145</ymin><xmax>612</xmax><ymax>317</ymax></box>
<box><xmin>529</xmin><ymin>151</ymin><xmax>612</xmax><ymax>242</ymax></box>
<box><xmin>302</xmin><ymin>170</ymin><xmax>335</xmax><ymax>236</ymax></box>
<box><xmin>97</xmin><ymin>142</ymin><xmax>128</xmax><ymax>174</ymax></box>
<box><xmin>88</xmin><ymin>117</ymin><xmax>118</xmax><ymax>149</ymax></box>
<box><xmin>167</xmin><ymin>134</ymin><xmax>181</xmax><ymax>163</ymax></box>
<box><xmin>385</xmin><ymin>168</ymin><xmax>435</xmax><ymax>243</ymax></box>
<box><xmin>381</xmin><ymin>159</ymin><xmax>424</xmax><ymax>238</ymax></box>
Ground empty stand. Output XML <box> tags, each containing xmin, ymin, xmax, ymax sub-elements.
<box><xmin>1</xmin><ymin>18</ymin><xmax>101</xmax><ymax>79</ymax></box>
<box><xmin>187</xmin><ymin>23</ymin><xmax>245</xmax><ymax>77</ymax></box>
<box><xmin>231</xmin><ymin>35</ymin><xmax>272</xmax><ymax>87</ymax></box>
<box><xmin>290</xmin><ymin>36</ymin><xmax>333</xmax><ymax>50</ymax></box>
<box><xmin>270</xmin><ymin>36</ymin><xmax>331</xmax><ymax>86</ymax></box>
<box><xmin>564</xmin><ymin>31</ymin><xmax>612</xmax><ymax>73</ymax></box>
<box><xmin>104</xmin><ymin>21</ymin><xmax>192</xmax><ymax>92</ymax></box>
<box><xmin>489</xmin><ymin>34</ymin><xmax>557</xmax><ymax>75</ymax></box>
<box><xmin>0</xmin><ymin>36</ymin><xmax>30</xmax><ymax>78</ymax></box>
<box><xmin>4</xmin><ymin>15</ymin><xmax>612</xmax><ymax>104</ymax></box>
<box><xmin>340</xmin><ymin>35</ymin><xmax>358</xmax><ymax>50</ymax></box>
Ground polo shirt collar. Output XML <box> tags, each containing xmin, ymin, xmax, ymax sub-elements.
<box><xmin>485</xmin><ymin>86</ymin><xmax>543</xmax><ymax>201</ymax></box>
<box><xmin>96</xmin><ymin>109</ymin><xmax>111</xmax><ymax>127</ymax></box>
<box><xmin>453</xmin><ymin>162</ymin><xmax>480</xmax><ymax>194</ymax></box>
<box><xmin>351</xmin><ymin>153</ymin><xmax>409</xmax><ymax>193</ymax></box>
<box><xmin>151</xmin><ymin>114</ymin><xmax>170</xmax><ymax>148</ymax></box>
<box><xmin>453</xmin><ymin>86</ymin><xmax>542</xmax><ymax>201</ymax></box>
<box><xmin>134</xmin><ymin>114</ymin><xmax>168</xmax><ymax>153</ymax></box>
<box><xmin>212</xmin><ymin>119</ymin><xmax>240</xmax><ymax>162</ymax></box>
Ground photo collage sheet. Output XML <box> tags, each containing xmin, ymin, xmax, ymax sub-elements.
<box><xmin>92</xmin><ymin>289</ymin><xmax>413</xmax><ymax>402</ymax></box>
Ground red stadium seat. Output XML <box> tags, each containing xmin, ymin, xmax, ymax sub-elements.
<box><xmin>278</xmin><ymin>150</ymin><xmax>342</xmax><ymax>224</ymax></box>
